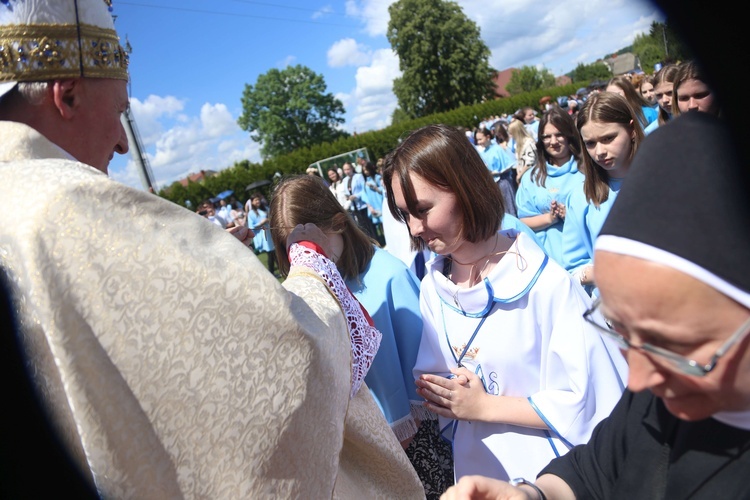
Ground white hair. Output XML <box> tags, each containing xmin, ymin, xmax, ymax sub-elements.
<box><xmin>16</xmin><ymin>81</ymin><xmax>50</xmax><ymax>105</ymax></box>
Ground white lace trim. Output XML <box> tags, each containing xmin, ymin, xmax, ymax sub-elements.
<box><xmin>288</xmin><ymin>243</ymin><xmax>382</xmax><ymax>398</ymax></box>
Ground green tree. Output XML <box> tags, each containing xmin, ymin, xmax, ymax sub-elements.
<box><xmin>570</xmin><ymin>62</ymin><xmax>612</xmax><ymax>83</ymax></box>
<box><xmin>387</xmin><ymin>0</ymin><xmax>496</xmax><ymax>119</ymax></box>
<box><xmin>633</xmin><ymin>21</ymin><xmax>693</xmax><ymax>72</ymax></box>
<box><xmin>390</xmin><ymin>107</ymin><xmax>413</xmax><ymax>126</ymax></box>
<box><xmin>238</xmin><ymin>64</ymin><xmax>348</xmax><ymax>159</ymax></box>
<box><xmin>505</xmin><ymin>66</ymin><xmax>556</xmax><ymax>95</ymax></box>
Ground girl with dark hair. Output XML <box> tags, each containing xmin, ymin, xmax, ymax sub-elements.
<box><xmin>672</xmin><ymin>60</ymin><xmax>721</xmax><ymax>117</ymax></box>
<box><xmin>326</xmin><ymin>166</ymin><xmax>348</xmax><ymax>207</ymax></box>
<box><xmin>383</xmin><ymin>123</ymin><xmax>626</xmax><ymax>484</ymax></box>
<box><xmin>563</xmin><ymin>92</ymin><xmax>645</xmax><ymax>294</ymax></box>
<box><xmin>515</xmin><ymin>107</ymin><xmax>584</xmax><ymax>266</ymax></box>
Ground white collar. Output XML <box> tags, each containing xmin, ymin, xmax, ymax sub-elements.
<box><xmin>428</xmin><ymin>231</ymin><xmax>548</xmax><ymax>316</ymax></box>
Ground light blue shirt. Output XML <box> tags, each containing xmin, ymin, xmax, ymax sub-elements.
<box><xmin>562</xmin><ymin>178</ymin><xmax>624</xmax><ymax>295</ymax></box>
<box><xmin>362</xmin><ymin>173</ymin><xmax>385</xmax><ymax>224</ymax></box>
<box><xmin>247</xmin><ymin>208</ymin><xmax>274</xmax><ymax>252</ymax></box>
<box><xmin>346</xmin><ymin>247</ymin><xmax>423</xmax><ymax>438</ymax></box>
<box><xmin>502</xmin><ymin>213</ymin><xmax>543</xmax><ymax>249</ymax></box>
<box><xmin>644</xmin><ymin>119</ymin><xmax>660</xmax><ymax>135</ymax></box>
<box><xmin>345</xmin><ymin>172</ymin><xmax>367</xmax><ymax>211</ymax></box>
<box><xmin>641</xmin><ymin>105</ymin><xmax>658</xmax><ymax>128</ymax></box>
<box><xmin>477</xmin><ymin>142</ymin><xmax>516</xmax><ymax>174</ymax></box>
<box><xmin>515</xmin><ymin>156</ymin><xmax>584</xmax><ymax>266</ymax></box>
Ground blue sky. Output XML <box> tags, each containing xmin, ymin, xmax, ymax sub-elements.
<box><xmin>108</xmin><ymin>0</ymin><xmax>664</xmax><ymax>191</ymax></box>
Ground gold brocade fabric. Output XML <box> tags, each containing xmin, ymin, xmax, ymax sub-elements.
<box><xmin>0</xmin><ymin>121</ymin><xmax>424</xmax><ymax>499</ymax></box>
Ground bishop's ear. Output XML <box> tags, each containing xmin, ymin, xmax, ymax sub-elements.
<box><xmin>51</xmin><ymin>79</ymin><xmax>82</xmax><ymax>119</ymax></box>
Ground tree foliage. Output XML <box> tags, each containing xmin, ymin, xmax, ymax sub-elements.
<box><xmin>569</xmin><ymin>62</ymin><xmax>612</xmax><ymax>83</ymax></box>
<box><xmin>505</xmin><ymin>66</ymin><xmax>556</xmax><ymax>95</ymax></box>
<box><xmin>387</xmin><ymin>0</ymin><xmax>497</xmax><ymax>119</ymax></box>
<box><xmin>632</xmin><ymin>21</ymin><xmax>693</xmax><ymax>72</ymax></box>
<box><xmin>160</xmin><ymin>82</ymin><xmax>585</xmax><ymax>209</ymax></box>
<box><xmin>238</xmin><ymin>64</ymin><xmax>348</xmax><ymax>159</ymax></box>
<box><xmin>390</xmin><ymin>107</ymin><xmax>412</xmax><ymax>126</ymax></box>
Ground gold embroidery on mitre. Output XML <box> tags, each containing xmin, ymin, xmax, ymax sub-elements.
<box><xmin>0</xmin><ymin>23</ymin><xmax>128</xmax><ymax>82</ymax></box>
<box><xmin>451</xmin><ymin>344</ymin><xmax>480</xmax><ymax>361</ymax></box>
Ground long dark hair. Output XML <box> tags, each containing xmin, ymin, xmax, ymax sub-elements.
<box><xmin>530</xmin><ymin>107</ymin><xmax>582</xmax><ymax>187</ymax></box>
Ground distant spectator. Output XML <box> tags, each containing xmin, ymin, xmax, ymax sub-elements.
<box><xmin>493</xmin><ymin>121</ymin><xmax>510</xmax><ymax>150</ymax></box>
<box><xmin>247</xmin><ymin>191</ymin><xmax>278</xmax><ymax>276</ymax></box>
<box><xmin>672</xmin><ymin>60</ymin><xmax>721</xmax><ymax>117</ymax></box>
<box><xmin>507</xmin><ymin>119</ymin><xmax>537</xmax><ymax>184</ymax></box>
<box><xmin>635</xmin><ymin>74</ymin><xmax>656</xmax><ymax>105</ymax></box>
<box><xmin>197</xmin><ymin>200</ymin><xmax>227</xmax><ymax>228</ymax></box>
<box><xmin>651</xmin><ymin>63</ymin><xmax>680</xmax><ymax>128</ymax></box>
<box><xmin>606</xmin><ymin>75</ymin><xmax>658</xmax><ymax>128</ymax></box>
<box><xmin>327</xmin><ymin>167</ymin><xmax>348</xmax><ymax>207</ymax></box>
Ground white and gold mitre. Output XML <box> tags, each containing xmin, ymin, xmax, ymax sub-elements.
<box><xmin>0</xmin><ymin>0</ymin><xmax>129</xmax><ymax>98</ymax></box>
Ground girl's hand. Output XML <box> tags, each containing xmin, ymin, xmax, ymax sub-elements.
<box><xmin>416</xmin><ymin>367</ymin><xmax>489</xmax><ymax>421</ymax></box>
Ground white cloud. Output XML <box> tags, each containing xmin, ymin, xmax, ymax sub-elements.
<box><xmin>277</xmin><ymin>55</ymin><xmax>297</xmax><ymax>68</ymax></box>
<box><xmin>462</xmin><ymin>0</ymin><xmax>663</xmax><ymax>74</ymax></box>
<box><xmin>109</xmin><ymin>96</ymin><xmax>262</xmax><ymax>190</ymax></box>
<box><xmin>129</xmin><ymin>95</ymin><xmax>185</xmax><ymax>145</ymax></box>
<box><xmin>342</xmin><ymin>0</ymin><xmax>661</xmax><ymax>77</ymax></box>
<box><xmin>312</xmin><ymin>5</ymin><xmax>334</xmax><ymax>19</ymax></box>
<box><xmin>336</xmin><ymin>91</ymin><xmax>353</xmax><ymax>109</ymax></box>
<box><xmin>348</xmin><ymin>49</ymin><xmax>401</xmax><ymax>132</ymax></box>
<box><xmin>327</xmin><ymin>38</ymin><xmax>372</xmax><ymax>67</ymax></box>
<box><xmin>200</xmin><ymin>103</ymin><xmax>238</xmax><ymax>138</ymax></box>
<box><xmin>345</xmin><ymin>0</ymin><xmax>395</xmax><ymax>37</ymax></box>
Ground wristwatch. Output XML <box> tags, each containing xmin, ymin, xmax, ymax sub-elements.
<box><xmin>509</xmin><ymin>478</ymin><xmax>547</xmax><ymax>500</ymax></box>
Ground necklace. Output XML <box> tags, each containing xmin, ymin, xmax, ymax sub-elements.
<box><xmin>448</xmin><ymin>234</ymin><xmax>507</xmax><ymax>287</ymax></box>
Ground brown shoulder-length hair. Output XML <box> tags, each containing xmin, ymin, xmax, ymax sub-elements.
<box><xmin>382</xmin><ymin>123</ymin><xmax>504</xmax><ymax>251</ymax></box>
<box><xmin>652</xmin><ymin>63</ymin><xmax>680</xmax><ymax>125</ymax></box>
<box><xmin>577</xmin><ymin>93</ymin><xmax>644</xmax><ymax>207</ymax></box>
<box><xmin>531</xmin><ymin>107</ymin><xmax>582</xmax><ymax>187</ymax></box>
<box><xmin>269</xmin><ymin>175</ymin><xmax>376</xmax><ymax>279</ymax></box>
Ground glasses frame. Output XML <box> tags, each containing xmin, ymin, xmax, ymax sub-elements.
<box><xmin>583</xmin><ymin>298</ymin><xmax>750</xmax><ymax>377</ymax></box>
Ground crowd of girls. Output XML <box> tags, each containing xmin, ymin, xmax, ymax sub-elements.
<box><xmin>261</xmin><ymin>59</ymin><xmax>717</xmax><ymax>499</ymax></box>
<box><xmin>517</xmin><ymin>59</ymin><xmax>719</xmax><ymax>285</ymax></box>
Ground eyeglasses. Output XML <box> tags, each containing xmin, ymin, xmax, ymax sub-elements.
<box><xmin>541</xmin><ymin>133</ymin><xmax>566</xmax><ymax>144</ymax></box>
<box><xmin>583</xmin><ymin>298</ymin><xmax>750</xmax><ymax>377</ymax></box>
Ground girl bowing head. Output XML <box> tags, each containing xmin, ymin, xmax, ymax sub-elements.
<box><xmin>383</xmin><ymin>124</ymin><xmax>627</xmax><ymax>483</ymax></box>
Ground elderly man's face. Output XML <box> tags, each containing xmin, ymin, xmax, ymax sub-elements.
<box><xmin>595</xmin><ymin>250</ymin><xmax>750</xmax><ymax>421</ymax></box>
<box><xmin>74</xmin><ymin>78</ymin><xmax>129</xmax><ymax>173</ymax></box>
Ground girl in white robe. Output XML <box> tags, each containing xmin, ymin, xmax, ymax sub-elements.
<box><xmin>383</xmin><ymin>124</ymin><xmax>628</xmax><ymax>483</ymax></box>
